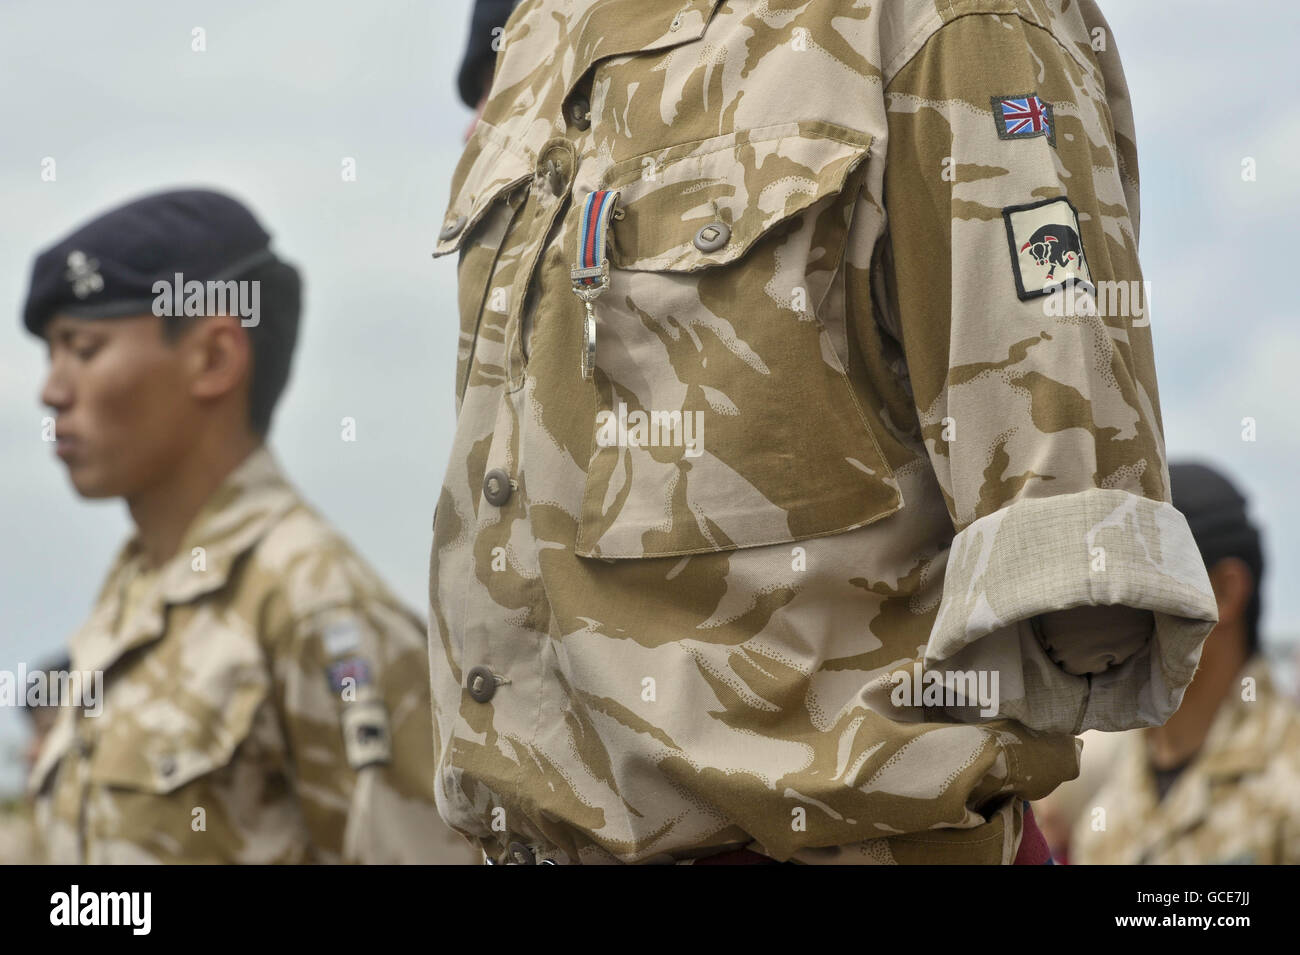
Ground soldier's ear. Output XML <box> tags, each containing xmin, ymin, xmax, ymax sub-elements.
<box><xmin>188</xmin><ymin>315</ymin><xmax>252</xmax><ymax>402</ymax></box>
<box><xmin>1207</xmin><ymin>557</ymin><xmax>1253</xmax><ymax>630</ymax></box>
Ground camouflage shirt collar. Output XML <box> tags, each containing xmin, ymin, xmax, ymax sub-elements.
<box><xmin>76</xmin><ymin>446</ymin><xmax>299</xmax><ymax>668</ymax></box>
<box><xmin>1195</xmin><ymin>655</ymin><xmax>1279</xmax><ymax>779</ymax></box>
<box><xmin>557</xmin><ymin>0</ymin><xmax>722</xmax><ymax>109</ymax></box>
<box><xmin>155</xmin><ymin>444</ymin><xmax>298</xmax><ymax>604</ymax></box>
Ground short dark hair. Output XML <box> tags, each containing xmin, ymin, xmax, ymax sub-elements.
<box><xmin>160</xmin><ymin>258</ymin><xmax>301</xmax><ymax>437</ymax></box>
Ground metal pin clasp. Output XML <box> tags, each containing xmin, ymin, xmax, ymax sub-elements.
<box><xmin>570</xmin><ymin>261</ymin><xmax>609</xmax><ymax>380</ymax></box>
<box><xmin>581</xmin><ymin>304</ymin><xmax>596</xmax><ymax>380</ymax></box>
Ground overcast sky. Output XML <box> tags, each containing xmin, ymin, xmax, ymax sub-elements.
<box><xmin>2</xmin><ymin>1</ymin><xmax>1297</xmax><ymax>793</ymax></box>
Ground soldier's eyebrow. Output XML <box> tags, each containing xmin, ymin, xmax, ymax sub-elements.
<box><xmin>43</xmin><ymin>325</ymin><xmax>68</xmax><ymax>352</ymax></box>
<box><xmin>45</xmin><ymin>323</ymin><xmax>101</xmax><ymax>352</ymax></box>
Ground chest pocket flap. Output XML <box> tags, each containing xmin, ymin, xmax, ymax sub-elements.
<box><xmin>576</xmin><ymin>120</ymin><xmax>902</xmax><ymax>559</ymax></box>
<box><xmin>88</xmin><ymin>659</ymin><xmax>269</xmax><ymax>794</ymax></box>
<box><xmin>433</xmin><ymin>120</ymin><xmax>534</xmax><ymax>261</ymax></box>
<box><xmin>433</xmin><ymin>121</ymin><xmax>535</xmax><ymax>407</ymax></box>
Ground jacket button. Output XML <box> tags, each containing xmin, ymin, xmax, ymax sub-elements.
<box><xmin>508</xmin><ymin>841</ymin><xmax>535</xmax><ymax>865</ymax></box>
<box><xmin>467</xmin><ymin>665</ymin><xmax>497</xmax><ymax>703</ymax></box>
<box><xmin>546</xmin><ymin>161</ymin><xmax>566</xmax><ymax>197</ymax></box>
<box><xmin>538</xmin><ymin>147</ymin><xmax>571</xmax><ymax>198</ymax></box>
<box><xmin>567</xmin><ymin>97</ymin><xmax>591</xmax><ymax>131</ymax></box>
<box><xmin>483</xmin><ymin>468</ymin><xmax>512</xmax><ymax>506</ymax></box>
<box><xmin>439</xmin><ymin>215</ymin><xmax>466</xmax><ymax>241</ymax></box>
<box><xmin>693</xmin><ymin>222</ymin><xmax>730</xmax><ymax>252</ymax></box>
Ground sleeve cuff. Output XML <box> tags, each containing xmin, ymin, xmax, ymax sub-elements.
<box><xmin>924</xmin><ymin>487</ymin><xmax>1220</xmax><ymax>734</ymax></box>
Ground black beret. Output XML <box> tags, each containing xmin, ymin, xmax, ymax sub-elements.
<box><xmin>22</xmin><ymin>188</ymin><xmax>279</xmax><ymax>336</ymax></box>
<box><xmin>1168</xmin><ymin>461</ymin><xmax>1263</xmax><ymax>569</ymax></box>
<box><xmin>456</xmin><ymin>0</ymin><xmax>521</xmax><ymax>109</ymax></box>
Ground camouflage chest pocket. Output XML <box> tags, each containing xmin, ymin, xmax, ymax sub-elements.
<box><xmin>576</xmin><ymin>120</ymin><xmax>902</xmax><ymax>559</ymax></box>
<box><xmin>86</xmin><ymin>661</ymin><xmax>269</xmax><ymax>798</ymax></box>
<box><xmin>432</xmin><ymin>120</ymin><xmax>534</xmax><ymax>408</ymax></box>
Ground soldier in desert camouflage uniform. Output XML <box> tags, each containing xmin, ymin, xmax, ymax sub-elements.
<box><xmin>22</xmin><ymin>189</ymin><xmax>477</xmax><ymax>864</ymax></box>
<box><xmin>0</xmin><ymin>656</ymin><xmax>68</xmax><ymax>864</ymax></box>
<box><xmin>428</xmin><ymin>0</ymin><xmax>1219</xmax><ymax>864</ymax></box>
<box><xmin>1072</xmin><ymin>661</ymin><xmax>1300</xmax><ymax>865</ymax></box>
<box><xmin>1072</xmin><ymin>463</ymin><xmax>1300</xmax><ymax>865</ymax></box>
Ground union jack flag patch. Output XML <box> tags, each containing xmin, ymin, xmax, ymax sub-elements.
<box><xmin>991</xmin><ymin>94</ymin><xmax>1055</xmax><ymax>148</ymax></box>
<box><xmin>327</xmin><ymin>657</ymin><xmax>373</xmax><ymax>694</ymax></box>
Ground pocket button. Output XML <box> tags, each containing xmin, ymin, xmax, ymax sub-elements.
<box><xmin>508</xmin><ymin>841</ymin><xmax>535</xmax><ymax>865</ymax></box>
<box><xmin>482</xmin><ymin>468</ymin><xmax>512</xmax><ymax>506</ymax></box>
<box><xmin>467</xmin><ymin>666</ymin><xmax>497</xmax><ymax>703</ymax></box>
<box><xmin>546</xmin><ymin>160</ymin><xmax>567</xmax><ymax>197</ymax></box>
<box><xmin>439</xmin><ymin>215</ymin><xmax>466</xmax><ymax>240</ymax></box>
<box><xmin>693</xmin><ymin>222</ymin><xmax>730</xmax><ymax>252</ymax></box>
<box><xmin>567</xmin><ymin>96</ymin><xmax>591</xmax><ymax>131</ymax></box>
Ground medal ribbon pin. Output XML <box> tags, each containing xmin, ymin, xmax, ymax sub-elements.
<box><xmin>570</xmin><ymin>189</ymin><xmax>622</xmax><ymax>380</ymax></box>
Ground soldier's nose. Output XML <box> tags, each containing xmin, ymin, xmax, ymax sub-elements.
<box><xmin>40</xmin><ymin>367</ymin><xmax>73</xmax><ymax>412</ymax></box>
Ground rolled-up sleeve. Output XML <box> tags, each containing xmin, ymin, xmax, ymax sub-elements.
<box><xmin>871</xmin><ymin>11</ymin><xmax>1218</xmax><ymax>734</ymax></box>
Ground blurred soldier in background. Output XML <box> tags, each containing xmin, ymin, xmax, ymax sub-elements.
<box><xmin>0</xmin><ymin>655</ymin><xmax>68</xmax><ymax>864</ymax></box>
<box><xmin>1071</xmin><ymin>462</ymin><xmax>1300</xmax><ymax>864</ymax></box>
<box><xmin>22</xmin><ymin>189</ymin><xmax>477</xmax><ymax>863</ymax></box>
<box><xmin>456</xmin><ymin>0</ymin><xmax>520</xmax><ymax>141</ymax></box>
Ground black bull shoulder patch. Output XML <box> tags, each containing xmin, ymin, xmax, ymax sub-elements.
<box><xmin>1003</xmin><ymin>197</ymin><xmax>1094</xmax><ymax>300</ymax></box>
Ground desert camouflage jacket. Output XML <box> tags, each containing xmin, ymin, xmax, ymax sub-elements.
<box><xmin>30</xmin><ymin>446</ymin><xmax>477</xmax><ymax>864</ymax></box>
<box><xmin>1071</xmin><ymin>657</ymin><xmax>1300</xmax><ymax>865</ymax></box>
<box><xmin>427</xmin><ymin>0</ymin><xmax>1218</xmax><ymax>864</ymax></box>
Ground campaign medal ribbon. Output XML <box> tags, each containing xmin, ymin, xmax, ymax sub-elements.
<box><xmin>570</xmin><ymin>189</ymin><xmax>621</xmax><ymax>380</ymax></box>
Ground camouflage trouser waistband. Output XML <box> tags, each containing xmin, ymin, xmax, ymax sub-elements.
<box><xmin>477</xmin><ymin>795</ymin><xmax>1027</xmax><ymax>864</ymax></box>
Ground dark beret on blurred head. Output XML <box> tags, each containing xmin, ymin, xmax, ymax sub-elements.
<box><xmin>1168</xmin><ymin>462</ymin><xmax>1262</xmax><ymax>568</ymax></box>
<box><xmin>22</xmin><ymin>188</ymin><xmax>282</xmax><ymax>337</ymax></box>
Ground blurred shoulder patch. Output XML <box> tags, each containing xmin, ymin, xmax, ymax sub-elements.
<box><xmin>322</xmin><ymin>618</ymin><xmax>364</xmax><ymax>657</ymax></box>
<box><xmin>341</xmin><ymin>700</ymin><xmax>392</xmax><ymax>769</ymax></box>
<box><xmin>1003</xmin><ymin>197</ymin><xmax>1094</xmax><ymax>300</ymax></box>
<box><xmin>991</xmin><ymin>93</ymin><xmax>1055</xmax><ymax>148</ymax></box>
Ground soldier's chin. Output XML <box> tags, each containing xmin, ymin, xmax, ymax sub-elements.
<box><xmin>63</xmin><ymin>461</ymin><xmax>118</xmax><ymax>500</ymax></box>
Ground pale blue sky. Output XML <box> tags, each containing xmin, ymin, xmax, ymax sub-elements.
<box><xmin>1</xmin><ymin>1</ymin><xmax>1297</xmax><ymax>792</ymax></box>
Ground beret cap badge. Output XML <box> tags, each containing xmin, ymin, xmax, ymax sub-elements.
<box><xmin>64</xmin><ymin>251</ymin><xmax>104</xmax><ymax>300</ymax></box>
